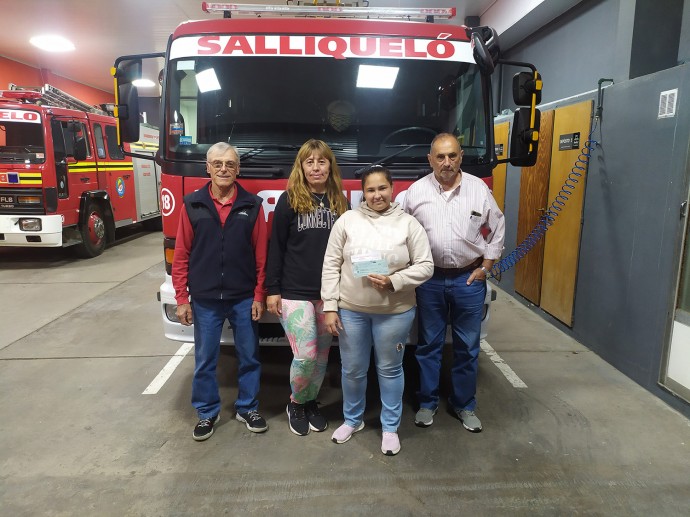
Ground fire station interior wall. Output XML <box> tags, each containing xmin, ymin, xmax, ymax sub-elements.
<box><xmin>499</xmin><ymin>0</ymin><xmax>690</xmax><ymax>108</ymax></box>
<box><xmin>571</xmin><ymin>68</ymin><xmax>690</xmax><ymax>411</ymax></box>
<box><xmin>679</xmin><ymin>0</ymin><xmax>690</xmax><ymax>64</ymax></box>
<box><xmin>497</xmin><ymin>0</ymin><xmax>626</xmax><ymax>111</ymax></box>
<box><xmin>0</xmin><ymin>56</ymin><xmax>114</xmax><ymax>106</ymax></box>
<box><xmin>490</xmin><ymin>0</ymin><xmax>690</xmax><ymax>418</ymax></box>
<box><xmin>629</xmin><ymin>0</ymin><xmax>684</xmax><ymax>79</ymax></box>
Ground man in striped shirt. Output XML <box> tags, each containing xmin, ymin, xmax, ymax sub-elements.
<box><xmin>403</xmin><ymin>133</ymin><xmax>505</xmax><ymax>433</ymax></box>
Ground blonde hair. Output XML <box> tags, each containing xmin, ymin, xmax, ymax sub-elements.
<box><xmin>287</xmin><ymin>139</ymin><xmax>348</xmax><ymax>215</ymax></box>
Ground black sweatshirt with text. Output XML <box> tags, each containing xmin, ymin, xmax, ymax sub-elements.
<box><xmin>265</xmin><ymin>191</ymin><xmax>343</xmax><ymax>300</ymax></box>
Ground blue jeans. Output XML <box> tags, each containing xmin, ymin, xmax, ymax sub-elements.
<box><xmin>415</xmin><ymin>271</ymin><xmax>486</xmax><ymax>412</ymax></box>
<box><xmin>191</xmin><ymin>297</ymin><xmax>261</xmax><ymax>419</ymax></box>
<box><xmin>338</xmin><ymin>307</ymin><xmax>416</xmax><ymax>433</ymax></box>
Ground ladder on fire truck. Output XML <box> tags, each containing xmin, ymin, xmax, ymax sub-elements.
<box><xmin>8</xmin><ymin>83</ymin><xmax>108</xmax><ymax>115</ymax></box>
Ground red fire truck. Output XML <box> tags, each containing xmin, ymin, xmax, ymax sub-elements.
<box><xmin>111</xmin><ymin>3</ymin><xmax>541</xmax><ymax>343</ymax></box>
<box><xmin>0</xmin><ymin>84</ymin><xmax>161</xmax><ymax>257</ymax></box>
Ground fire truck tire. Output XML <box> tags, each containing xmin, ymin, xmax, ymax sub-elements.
<box><xmin>76</xmin><ymin>203</ymin><xmax>107</xmax><ymax>258</ymax></box>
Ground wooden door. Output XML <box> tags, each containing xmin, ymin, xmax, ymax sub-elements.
<box><xmin>514</xmin><ymin>110</ymin><xmax>555</xmax><ymax>304</ymax></box>
<box><xmin>540</xmin><ymin>101</ymin><xmax>593</xmax><ymax>326</ymax></box>
<box><xmin>491</xmin><ymin>122</ymin><xmax>510</xmax><ymax>212</ymax></box>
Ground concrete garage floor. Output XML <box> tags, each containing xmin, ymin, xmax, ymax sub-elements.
<box><xmin>1</xmin><ymin>228</ymin><xmax>690</xmax><ymax>516</ymax></box>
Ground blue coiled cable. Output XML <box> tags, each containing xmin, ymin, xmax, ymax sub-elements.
<box><xmin>489</xmin><ymin>127</ymin><xmax>598</xmax><ymax>279</ymax></box>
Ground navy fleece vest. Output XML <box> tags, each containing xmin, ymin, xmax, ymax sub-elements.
<box><xmin>184</xmin><ymin>182</ymin><xmax>262</xmax><ymax>301</ymax></box>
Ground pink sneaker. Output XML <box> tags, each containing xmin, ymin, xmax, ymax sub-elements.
<box><xmin>331</xmin><ymin>422</ymin><xmax>365</xmax><ymax>444</ymax></box>
<box><xmin>381</xmin><ymin>431</ymin><xmax>401</xmax><ymax>456</ymax></box>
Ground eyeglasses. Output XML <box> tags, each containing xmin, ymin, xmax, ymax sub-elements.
<box><xmin>208</xmin><ymin>161</ymin><xmax>238</xmax><ymax>171</ymax></box>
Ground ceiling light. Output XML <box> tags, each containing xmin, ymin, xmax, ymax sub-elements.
<box><xmin>29</xmin><ymin>35</ymin><xmax>75</xmax><ymax>52</ymax></box>
<box><xmin>356</xmin><ymin>65</ymin><xmax>399</xmax><ymax>89</ymax></box>
<box><xmin>196</xmin><ymin>68</ymin><xmax>221</xmax><ymax>93</ymax></box>
<box><xmin>132</xmin><ymin>79</ymin><xmax>156</xmax><ymax>88</ymax></box>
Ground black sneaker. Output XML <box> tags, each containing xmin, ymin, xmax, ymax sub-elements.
<box><xmin>236</xmin><ymin>410</ymin><xmax>268</xmax><ymax>433</ymax></box>
<box><xmin>305</xmin><ymin>400</ymin><xmax>328</xmax><ymax>432</ymax></box>
<box><xmin>193</xmin><ymin>414</ymin><xmax>219</xmax><ymax>441</ymax></box>
<box><xmin>286</xmin><ymin>401</ymin><xmax>310</xmax><ymax>436</ymax></box>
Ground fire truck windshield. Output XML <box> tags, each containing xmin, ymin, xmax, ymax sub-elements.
<box><xmin>0</xmin><ymin>119</ymin><xmax>46</xmax><ymax>164</ymax></box>
<box><xmin>164</xmin><ymin>54</ymin><xmax>487</xmax><ymax>171</ymax></box>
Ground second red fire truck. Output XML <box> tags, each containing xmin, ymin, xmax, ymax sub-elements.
<box><xmin>0</xmin><ymin>84</ymin><xmax>161</xmax><ymax>257</ymax></box>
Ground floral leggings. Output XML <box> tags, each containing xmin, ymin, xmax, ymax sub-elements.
<box><xmin>279</xmin><ymin>299</ymin><xmax>333</xmax><ymax>404</ymax></box>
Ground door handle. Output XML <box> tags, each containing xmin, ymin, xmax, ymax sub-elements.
<box><xmin>123</xmin><ymin>174</ymin><xmax>132</xmax><ymax>179</ymax></box>
<box><xmin>80</xmin><ymin>177</ymin><xmax>90</xmax><ymax>183</ymax></box>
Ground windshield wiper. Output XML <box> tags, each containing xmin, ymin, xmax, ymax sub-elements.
<box><xmin>0</xmin><ymin>155</ymin><xmax>27</xmax><ymax>163</ymax></box>
<box><xmin>238</xmin><ymin>144</ymin><xmax>300</xmax><ymax>161</ymax></box>
<box><xmin>354</xmin><ymin>143</ymin><xmax>429</xmax><ymax>176</ymax></box>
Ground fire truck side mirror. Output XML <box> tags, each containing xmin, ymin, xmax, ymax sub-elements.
<box><xmin>513</xmin><ymin>71</ymin><xmax>542</xmax><ymax>106</ymax></box>
<box><xmin>113</xmin><ymin>58</ymin><xmax>142</xmax><ymax>143</ymax></box>
<box><xmin>468</xmin><ymin>26</ymin><xmax>500</xmax><ymax>76</ymax></box>
<box><xmin>509</xmin><ymin>107</ymin><xmax>540</xmax><ymax>167</ymax></box>
<box><xmin>119</xmin><ymin>84</ymin><xmax>141</xmax><ymax>142</ymax></box>
<box><xmin>498</xmin><ymin>63</ymin><xmax>543</xmax><ymax>168</ymax></box>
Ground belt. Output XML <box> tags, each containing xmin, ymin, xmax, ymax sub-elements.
<box><xmin>434</xmin><ymin>258</ymin><xmax>483</xmax><ymax>276</ymax></box>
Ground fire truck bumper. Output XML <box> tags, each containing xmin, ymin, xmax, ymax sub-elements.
<box><xmin>158</xmin><ymin>274</ymin><xmax>290</xmax><ymax>346</ymax></box>
<box><xmin>159</xmin><ymin>275</ymin><xmax>494</xmax><ymax>345</ymax></box>
<box><xmin>159</xmin><ymin>275</ymin><xmax>290</xmax><ymax>345</ymax></box>
<box><xmin>159</xmin><ymin>277</ymin><xmax>195</xmax><ymax>342</ymax></box>
<box><xmin>0</xmin><ymin>214</ymin><xmax>62</xmax><ymax>247</ymax></box>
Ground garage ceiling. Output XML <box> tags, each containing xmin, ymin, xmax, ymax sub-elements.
<box><xmin>0</xmin><ymin>0</ymin><xmax>576</xmax><ymax>93</ymax></box>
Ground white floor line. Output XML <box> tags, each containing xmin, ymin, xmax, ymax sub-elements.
<box><xmin>480</xmin><ymin>339</ymin><xmax>527</xmax><ymax>389</ymax></box>
<box><xmin>142</xmin><ymin>342</ymin><xmax>194</xmax><ymax>395</ymax></box>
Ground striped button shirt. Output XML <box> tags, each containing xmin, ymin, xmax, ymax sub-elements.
<box><xmin>403</xmin><ymin>171</ymin><xmax>505</xmax><ymax>268</ymax></box>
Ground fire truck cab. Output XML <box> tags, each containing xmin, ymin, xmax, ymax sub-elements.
<box><xmin>0</xmin><ymin>84</ymin><xmax>161</xmax><ymax>257</ymax></box>
<box><xmin>111</xmin><ymin>3</ymin><xmax>541</xmax><ymax>344</ymax></box>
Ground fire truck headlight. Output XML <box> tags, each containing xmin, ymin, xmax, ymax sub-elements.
<box><xmin>164</xmin><ymin>303</ymin><xmax>180</xmax><ymax>323</ymax></box>
<box><xmin>19</xmin><ymin>218</ymin><xmax>42</xmax><ymax>232</ymax></box>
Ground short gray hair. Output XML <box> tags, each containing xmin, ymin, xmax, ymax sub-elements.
<box><xmin>429</xmin><ymin>132</ymin><xmax>461</xmax><ymax>153</ymax></box>
<box><xmin>207</xmin><ymin>142</ymin><xmax>239</xmax><ymax>161</ymax></box>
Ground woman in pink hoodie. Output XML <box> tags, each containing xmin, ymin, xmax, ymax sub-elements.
<box><xmin>321</xmin><ymin>166</ymin><xmax>433</xmax><ymax>456</ymax></box>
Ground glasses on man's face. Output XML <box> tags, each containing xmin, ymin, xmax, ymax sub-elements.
<box><xmin>208</xmin><ymin>161</ymin><xmax>238</xmax><ymax>171</ymax></box>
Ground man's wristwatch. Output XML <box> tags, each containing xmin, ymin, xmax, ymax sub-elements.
<box><xmin>480</xmin><ymin>266</ymin><xmax>489</xmax><ymax>275</ymax></box>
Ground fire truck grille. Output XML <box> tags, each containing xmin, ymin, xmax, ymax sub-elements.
<box><xmin>0</xmin><ymin>188</ymin><xmax>45</xmax><ymax>214</ymax></box>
